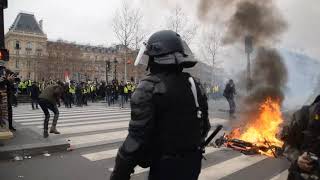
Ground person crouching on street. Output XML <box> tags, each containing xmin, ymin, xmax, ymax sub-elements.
<box><xmin>38</xmin><ymin>81</ymin><xmax>64</xmax><ymax>138</ymax></box>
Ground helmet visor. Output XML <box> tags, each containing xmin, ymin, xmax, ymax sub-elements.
<box><xmin>181</xmin><ymin>40</ymin><xmax>193</xmax><ymax>57</ymax></box>
<box><xmin>134</xmin><ymin>42</ymin><xmax>149</xmax><ymax>66</ymax></box>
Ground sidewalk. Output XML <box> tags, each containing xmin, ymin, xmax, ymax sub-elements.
<box><xmin>0</xmin><ymin>123</ymin><xmax>69</xmax><ymax>161</ymax></box>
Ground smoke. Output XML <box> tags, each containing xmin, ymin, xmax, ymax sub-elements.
<box><xmin>245</xmin><ymin>48</ymin><xmax>288</xmax><ymax>105</ymax></box>
<box><xmin>197</xmin><ymin>0</ymin><xmax>289</xmax><ymax>121</ymax></box>
<box><xmin>223</xmin><ymin>1</ymin><xmax>287</xmax><ymax>45</ymax></box>
<box><xmin>198</xmin><ymin>0</ymin><xmax>287</xmax><ymax>45</ymax></box>
<box><xmin>198</xmin><ymin>0</ymin><xmax>236</xmax><ymax>20</ymax></box>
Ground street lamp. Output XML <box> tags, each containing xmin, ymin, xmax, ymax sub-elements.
<box><xmin>245</xmin><ymin>35</ymin><xmax>253</xmax><ymax>92</ymax></box>
<box><xmin>106</xmin><ymin>59</ymin><xmax>110</xmax><ymax>83</ymax></box>
<box><xmin>113</xmin><ymin>57</ymin><xmax>118</xmax><ymax>81</ymax></box>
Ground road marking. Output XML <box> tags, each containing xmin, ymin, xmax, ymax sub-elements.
<box><xmin>270</xmin><ymin>170</ymin><xmax>289</xmax><ymax>180</ymax></box>
<box><xmin>18</xmin><ymin>115</ymin><xmax>130</xmax><ymax>125</ymax></box>
<box><xmin>83</xmin><ymin>146</ymin><xmax>222</xmax><ymax>162</ymax></box>
<box><xmin>68</xmin><ymin>130</ymin><xmax>128</xmax><ymax>147</ymax></box>
<box><xmin>198</xmin><ymin>155</ymin><xmax>267</xmax><ymax>180</ymax></box>
<box><xmin>22</xmin><ymin>118</ymin><xmax>129</xmax><ymax>127</ymax></box>
<box><xmin>54</xmin><ymin>121</ymin><xmax>130</xmax><ymax>135</ymax></box>
<box><xmin>14</xmin><ymin>113</ymin><xmax>130</xmax><ymax>123</ymax></box>
<box><xmin>13</xmin><ymin>111</ymin><xmax>130</xmax><ymax>120</ymax></box>
<box><xmin>82</xmin><ymin>149</ymin><xmax>119</xmax><ymax>161</ymax></box>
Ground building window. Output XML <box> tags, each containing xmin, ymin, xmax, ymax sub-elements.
<box><xmin>27</xmin><ymin>60</ymin><xmax>31</xmax><ymax>68</ymax></box>
<box><xmin>27</xmin><ymin>42</ymin><xmax>33</xmax><ymax>49</ymax></box>
<box><xmin>16</xmin><ymin>59</ymin><xmax>19</xmax><ymax>68</ymax></box>
<box><xmin>15</xmin><ymin>40</ymin><xmax>20</xmax><ymax>49</ymax></box>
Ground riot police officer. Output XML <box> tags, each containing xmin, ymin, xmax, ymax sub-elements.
<box><xmin>282</xmin><ymin>95</ymin><xmax>320</xmax><ymax>180</ymax></box>
<box><xmin>110</xmin><ymin>30</ymin><xmax>211</xmax><ymax>180</ymax></box>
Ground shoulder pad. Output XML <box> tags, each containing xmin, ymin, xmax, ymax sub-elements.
<box><xmin>139</xmin><ymin>75</ymin><xmax>166</xmax><ymax>94</ymax></box>
<box><xmin>142</xmin><ymin>74</ymin><xmax>161</xmax><ymax>83</ymax></box>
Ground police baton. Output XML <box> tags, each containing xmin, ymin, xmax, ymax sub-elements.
<box><xmin>201</xmin><ymin>125</ymin><xmax>223</xmax><ymax>149</ymax></box>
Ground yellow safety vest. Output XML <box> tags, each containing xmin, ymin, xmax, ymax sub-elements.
<box><xmin>69</xmin><ymin>86</ymin><xmax>76</xmax><ymax>94</ymax></box>
<box><xmin>124</xmin><ymin>87</ymin><xmax>128</xmax><ymax>94</ymax></box>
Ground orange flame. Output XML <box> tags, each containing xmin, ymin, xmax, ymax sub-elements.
<box><xmin>228</xmin><ymin>98</ymin><xmax>284</xmax><ymax>157</ymax></box>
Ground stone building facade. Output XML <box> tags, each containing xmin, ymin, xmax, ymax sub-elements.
<box><xmin>5</xmin><ymin>12</ymin><xmax>145</xmax><ymax>82</ymax></box>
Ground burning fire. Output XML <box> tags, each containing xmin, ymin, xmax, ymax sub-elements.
<box><xmin>227</xmin><ymin>98</ymin><xmax>284</xmax><ymax>157</ymax></box>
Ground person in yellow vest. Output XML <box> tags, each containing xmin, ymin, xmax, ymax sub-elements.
<box><xmin>18</xmin><ymin>81</ymin><xmax>24</xmax><ymax>94</ymax></box>
<box><xmin>124</xmin><ymin>84</ymin><xmax>129</xmax><ymax>103</ymax></box>
<box><xmin>90</xmin><ymin>84</ymin><xmax>96</xmax><ymax>103</ymax></box>
<box><xmin>69</xmin><ymin>83</ymin><xmax>76</xmax><ymax>105</ymax></box>
<box><xmin>126</xmin><ymin>82</ymin><xmax>133</xmax><ymax>101</ymax></box>
<box><xmin>26</xmin><ymin>79</ymin><xmax>32</xmax><ymax>96</ymax></box>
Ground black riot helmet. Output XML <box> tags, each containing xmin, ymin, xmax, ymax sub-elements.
<box><xmin>134</xmin><ymin>30</ymin><xmax>197</xmax><ymax>68</ymax></box>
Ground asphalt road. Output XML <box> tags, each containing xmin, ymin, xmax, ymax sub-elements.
<box><xmin>0</xmin><ymin>101</ymin><xmax>291</xmax><ymax>180</ymax></box>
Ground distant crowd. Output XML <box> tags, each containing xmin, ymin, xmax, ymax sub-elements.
<box><xmin>13</xmin><ymin>79</ymin><xmax>137</xmax><ymax>109</ymax></box>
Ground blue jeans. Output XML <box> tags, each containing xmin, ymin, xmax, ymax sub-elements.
<box><xmin>119</xmin><ymin>95</ymin><xmax>125</xmax><ymax>108</ymax></box>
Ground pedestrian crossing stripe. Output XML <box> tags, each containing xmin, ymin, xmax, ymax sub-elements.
<box><xmin>13</xmin><ymin>110</ymin><xmax>130</xmax><ymax>117</ymax></box>
<box><xmin>199</xmin><ymin>155</ymin><xmax>267</xmax><ymax>180</ymax></box>
<box><xmin>23</xmin><ymin>118</ymin><xmax>129</xmax><ymax>127</ymax></box>
<box><xmin>83</xmin><ymin>146</ymin><xmax>223</xmax><ymax>162</ymax></box>
<box><xmin>269</xmin><ymin>170</ymin><xmax>289</xmax><ymax>180</ymax></box>
<box><xmin>67</xmin><ymin>130</ymin><xmax>128</xmax><ymax>148</ymax></box>
<box><xmin>14</xmin><ymin>114</ymin><xmax>130</xmax><ymax>123</ymax></box>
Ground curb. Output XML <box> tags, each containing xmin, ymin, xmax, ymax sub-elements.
<box><xmin>0</xmin><ymin>140</ymin><xmax>70</xmax><ymax>160</ymax></box>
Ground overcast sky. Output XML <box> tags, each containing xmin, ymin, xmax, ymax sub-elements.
<box><xmin>3</xmin><ymin>0</ymin><xmax>320</xmax><ymax>60</ymax></box>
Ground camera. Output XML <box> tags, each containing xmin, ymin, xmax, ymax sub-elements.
<box><xmin>300</xmin><ymin>153</ymin><xmax>320</xmax><ymax>180</ymax></box>
<box><xmin>308</xmin><ymin>153</ymin><xmax>320</xmax><ymax>171</ymax></box>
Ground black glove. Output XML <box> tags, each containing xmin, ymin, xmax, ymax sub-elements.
<box><xmin>110</xmin><ymin>154</ymin><xmax>136</xmax><ymax>180</ymax></box>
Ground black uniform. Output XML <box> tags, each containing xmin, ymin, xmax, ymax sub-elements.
<box><xmin>110</xmin><ymin>30</ymin><xmax>210</xmax><ymax>180</ymax></box>
<box><xmin>30</xmin><ymin>83</ymin><xmax>40</xmax><ymax>109</ymax></box>
<box><xmin>223</xmin><ymin>80</ymin><xmax>236</xmax><ymax>117</ymax></box>
<box><xmin>282</xmin><ymin>96</ymin><xmax>320</xmax><ymax>180</ymax></box>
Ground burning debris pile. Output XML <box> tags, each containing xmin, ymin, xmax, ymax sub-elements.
<box><xmin>215</xmin><ymin>98</ymin><xmax>284</xmax><ymax>157</ymax></box>
<box><xmin>198</xmin><ymin>0</ymin><xmax>288</xmax><ymax>157</ymax></box>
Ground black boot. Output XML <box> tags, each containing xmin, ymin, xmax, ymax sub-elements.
<box><xmin>49</xmin><ymin>126</ymin><xmax>60</xmax><ymax>134</ymax></box>
<box><xmin>9</xmin><ymin>126</ymin><xmax>16</xmax><ymax>131</ymax></box>
<box><xmin>43</xmin><ymin>130</ymin><xmax>49</xmax><ymax>138</ymax></box>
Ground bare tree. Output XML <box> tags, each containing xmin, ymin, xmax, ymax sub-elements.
<box><xmin>112</xmin><ymin>0</ymin><xmax>142</xmax><ymax>82</ymax></box>
<box><xmin>201</xmin><ymin>26</ymin><xmax>222</xmax><ymax>85</ymax></box>
<box><xmin>166</xmin><ymin>5</ymin><xmax>197</xmax><ymax>45</ymax></box>
<box><xmin>133</xmin><ymin>23</ymin><xmax>147</xmax><ymax>51</ymax></box>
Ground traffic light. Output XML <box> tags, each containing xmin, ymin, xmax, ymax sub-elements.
<box><xmin>0</xmin><ymin>48</ymin><xmax>9</xmax><ymax>61</ymax></box>
<box><xmin>0</xmin><ymin>0</ymin><xmax>8</xmax><ymax>9</ymax></box>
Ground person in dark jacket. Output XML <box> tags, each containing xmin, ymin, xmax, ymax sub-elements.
<box><xmin>106</xmin><ymin>83</ymin><xmax>112</xmax><ymax>106</ymax></box>
<box><xmin>0</xmin><ymin>68</ymin><xmax>17</xmax><ymax>131</ymax></box>
<box><xmin>281</xmin><ymin>95</ymin><xmax>320</xmax><ymax>180</ymax></box>
<box><xmin>38</xmin><ymin>82</ymin><xmax>64</xmax><ymax>138</ymax></box>
<box><xmin>30</xmin><ymin>82</ymin><xmax>40</xmax><ymax>110</ymax></box>
<box><xmin>223</xmin><ymin>79</ymin><xmax>236</xmax><ymax>119</ymax></box>
<box><xmin>110</xmin><ymin>30</ymin><xmax>210</xmax><ymax>180</ymax></box>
